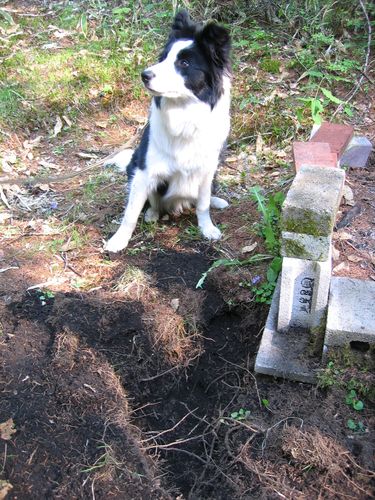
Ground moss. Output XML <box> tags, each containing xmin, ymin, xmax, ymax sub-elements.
<box><xmin>283</xmin><ymin>239</ymin><xmax>308</xmax><ymax>258</ymax></box>
<box><xmin>325</xmin><ymin>344</ymin><xmax>375</xmax><ymax>372</ymax></box>
<box><xmin>308</xmin><ymin>313</ymin><xmax>327</xmax><ymax>357</ymax></box>
<box><xmin>282</xmin><ymin>210</ymin><xmax>331</xmax><ymax>237</ymax></box>
<box><xmin>260</xmin><ymin>58</ymin><xmax>281</xmax><ymax>74</ymax></box>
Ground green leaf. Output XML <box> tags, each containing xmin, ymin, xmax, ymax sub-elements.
<box><xmin>80</xmin><ymin>13</ymin><xmax>88</xmax><ymax>38</ymax></box>
<box><xmin>321</xmin><ymin>87</ymin><xmax>344</xmax><ymax>105</ymax></box>
<box><xmin>262</xmin><ymin>399</ymin><xmax>269</xmax><ymax>408</ymax></box>
<box><xmin>347</xmin><ymin>419</ymin><xmax>357</xmax><ymax>430</ymax></box>
<box><xmin>0</xmin><ymin>9</ymin><xmax>14</xmax><ymax>24</ymax></box>
<box><xmin>353</xmin><ymin>400</ymin><xmax>364</xmax><ymax>411</ymax></box>
<box><xmin>230</xmin><ymin>412</ymin><xmax>239</xmax><ymax>419</ymax></box>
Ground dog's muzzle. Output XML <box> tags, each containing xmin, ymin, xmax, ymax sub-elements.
<box><xmin>141</xmin><ymin>70</ymin><xmax>155</xmax><ymax>86</ymax></box>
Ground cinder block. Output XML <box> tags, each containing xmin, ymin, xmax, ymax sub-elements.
<box><xmin>310</xmin><ymin>122</ymin><xmax>354</xmax><ymax>157</ymax></box>
<box><xmin>281</xmin><ymin>231</ymin><xmax>331</xmax><ymax>261</ymax></box>
<box><xmin>325</xmin><ymin>277</ymin><xmax>375</xmax><ymax>346</ymax></box>
<box><xmin>254</xmin><ymin>277</ymin><xmax>319</xmax><ymax>384</ymax></box>
<box><xmin>293</xmin><ymin>141</ymin><xmax>337</xmax><ymax>172</ymax></box>
<box><xmin>340</xmin><ymin>136</ymin><xmax>372</xmax><ymax>169</ymax></box>
<box><xmin>281</xmin><ymin>165</ymin><xmax>345</xmax><ymax>237</ymax></box>
<box><xmin>277</xmin><ymin>248</ymin><xmax>332</xmax><ymax>333</ymax></box>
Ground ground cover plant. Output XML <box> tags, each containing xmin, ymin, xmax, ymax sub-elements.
<box><xmin>1</xmin><ymin>1</ymin><xmax>374</xmax><ymax>498</ymax></box>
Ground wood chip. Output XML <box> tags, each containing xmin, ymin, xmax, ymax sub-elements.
<box><xmin>347</xmin><ymin>254</ymin><xmax>363</xmax><ymax>263</ymax></box>
<box><xmin>332</xmin><ymin>261</ymin><xmax>350</xmax><ymax>274</ymax></box>
<box><xmin>52</xmin><ymin>115</ymin><xmax>63</xmax><ymax>137</ymax></box>
<box><xmin>0</xmin><ymin>418</ymin><xmax>16</xmax><ymax>440</ymax></box>
<box><xmin>241</xmin><ymin>242</ymin><xmax>258</xmax><ymax>254</ymax></box>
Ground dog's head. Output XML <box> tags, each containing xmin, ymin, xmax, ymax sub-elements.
<box><xmin>141</xmin><ymin>10</ymin><xmax>231</xmax><ymax>108</ymax></box>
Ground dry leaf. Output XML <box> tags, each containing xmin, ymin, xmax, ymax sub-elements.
<box><xmin>333</xmin><ymin>231</ymin><xmax>353</xmax><ymax>241</ymax></box>
<box><xmin>0</xmin><ymin>418</ymin><xmax>16</xmax><ymax>440</ymax></box>
<box><xmin>241</xmin><ymin>242</ymin><xmax>258</xmax><ymax>254</ymax></box>
<box><xmin>332</xmin><ymin>245</ymin><xmax>340</xmax><ymax>261</ymax></box>
<box><xmin>0</xmin><ymin>480</ymin><xmax>13</xmax><ymax>500</ymax></box>
<box><xmin>39</xmin><ymin>160</ymin><xmax>59</xmax><ymax>170</ymax></box>
<box><xmin>53</xmin><ymin>115</ymin><xmax>63</xmax><ymax>137</ymax></box>
<box><xmin>347</xmin><ymin>254</ymin><xmax>363</xmax><ymax>263</ymax></box>
<box><xmin>332</xmin><ymin>262</ymin><xmax>350</xmax><ymax>274</ymax></box>
<box><xmin>255</xmin><ymin>134</ymin><xmax>264</xmax><ymax>157</ymax></box>
<box><xmin>61</xmin><ymin>240</ymin><xmax>79</xmax><ymax>252</ymax></box>
<box><xmin>95</xmin><ymin>121</ymin><xmax>108</xmax><ymax>129</ymax></box>
<box><xmin>62</xmin><ymin>115</ymin><xmax>72</xmax><ymax>127</ymax></box>
<box><xmin>342</xmin><ymin>185</ymin><xmax>355</xmax><ymax>206</ymax></box>
<box><xmin>76</xmin><ymin>152</ymin><xmax>98</xmax><ymax>159</ymax></box>
<box><xmin>170</xmin><ymin>298</ymin><xmax>179</xmax><ymax>311</ymax></box>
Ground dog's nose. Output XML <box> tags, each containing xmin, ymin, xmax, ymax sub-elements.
<box><xmin>141</xmin><ymin>70</ymin><xmax>155</xmax><ymax>84</ymax></box>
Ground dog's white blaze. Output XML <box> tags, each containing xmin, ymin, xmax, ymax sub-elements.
<box><xmin>146</xmin><ymin>40</ymin><xmax>194</xmax><ymax>98</ymax></box>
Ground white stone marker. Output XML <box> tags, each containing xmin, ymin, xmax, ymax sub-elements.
<box><xmin>277</xmin><ymin>246</ymin><xmax>332</xmax><ymax>333</ymax></box>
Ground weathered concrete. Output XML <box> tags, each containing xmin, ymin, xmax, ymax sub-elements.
<box><xmin>281</xmin><ymin>165</ymin><xmax>345</xmax><ymax>236</ymax></box>
<box><xmin>325</xmin><ymin>277</ymin><xmax>375</xmax><ymax>346</ymax></box>
<box><xmin>277</xmin><ymin>247</ymin><xmax>332</xmax><ymax>333</ymax></box>
<box><xmin>310</xmin><ymin>122</ymin><xmax>354</xmax><ymax>157</ymax></box>
<box><xmin>340</xmin><ymin>136</ymin><xmax>372</xmax><ymax>169</ymax></box>
<box><xmin>281</xmin><ymin>231</ymin><xmax>331</xmax><ymax>261</ymax></box>
<box><xmin>293</xmin><ymin>141</ymin><xmax>337</xmax><ymax>172</ymax></box>
<box><xmin>254</xmin><ymin>278</ymin><xmax>320</xmax><ymax>383</ymax></box>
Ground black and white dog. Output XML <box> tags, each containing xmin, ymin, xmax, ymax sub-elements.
<box><xmin>104</xmin><ymin>10</ymin><xmax>231</xmax><ymax>252</ymax></box>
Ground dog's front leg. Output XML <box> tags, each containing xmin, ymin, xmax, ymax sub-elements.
<box><xmin>104</xmin><ymin>171</ymin><xmax>148</xmax><ymax>253</ymax></box>
<box><xmin>196</xmin><ymin>174</ymin><xmax>222</xmax><ymax>241</ymax></box>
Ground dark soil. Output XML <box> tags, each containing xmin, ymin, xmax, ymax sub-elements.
<box><xmin>1</xmin><ymin>247</ymin><xmax>374</xmax><ymax>499</ymax></box>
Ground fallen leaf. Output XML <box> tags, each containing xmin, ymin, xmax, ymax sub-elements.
<box><xmin>347</xmin><ymin>254</ymin><xmax>363</xmax><ymax>263</ymax></box>
<box><xmin>332</xmin><ymin>245</ymin><xmax>340</xmax><ymax>261</ymax></box>
<box><xmin>61</xmin><ymin>240</ymin><xmax>79</xmax><ymax>252</ymax></box>
<box><xmin>95</xmin><ymin>121</ymin><xmax>108</xmax><ymax>129</ymax></box>
<box><xmin>333</xmin><ymin>231</ymin><xmax>353</xmax><ymax>241</ymax></box>
<box><xmin>170</xmin><ymin>298</ymin><xmax>179</xmax><ymax>311</ymax></box>
<box><xmin>255</xmin><ymin>134</ymin><xmax>264</xmax><ymax>157</ymax></box>
<box><xmin>53</xmin><ymin>115</ymin><xmax>63</xmax><ymax>137</ymax></box>
<box><xmin>35</xmin><ymin>184</ymin><xmax>50</xmax><ymax>192</ymax></box>
<box><xmin>62</xmin><ymin>115</ymin><xmax>72</xmax><ymax>127</ymax></box>
<box><xmin>39</xmin><ymin>160</ymin><xmax>59</xmax><ymax>170</ymax></box>
<box><xmin>76</xmin><ymin>152</ymin><xmax>98</xmax><ymax>159</ymax></box>
<box><xmin>1</xmin><ymin>159</ymin><xmax>13</xmax><ymax>173</ymax></box>
<box><xmin>241</xmin><ymin>242</ymin><xmax>258</xmax><ymax>254</ymax></box>
<box><xmin>332</xmin><ymin>262</ymin><xmax>350</xmax><ymax>274</ymax></box>
<box><xmin>0</xmin><ymin>418</ymin><xmax>16</xmax><ymax>440</ymax></box>
<box><xmin>0</xmin><ymin>480</ymin><xmax>13</xmax><ymax>500</ymax></box>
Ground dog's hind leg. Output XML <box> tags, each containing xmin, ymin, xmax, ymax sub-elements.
<box><xmin>104</xmin><ymin>170</ymin><xmax>148</xmax><ymax>252</ymax></box>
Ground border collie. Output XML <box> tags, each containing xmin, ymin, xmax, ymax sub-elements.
<box><xmin>104</xmin><ymin>10</ymin><xmax>231</xmax><ymax>252</ymax></box>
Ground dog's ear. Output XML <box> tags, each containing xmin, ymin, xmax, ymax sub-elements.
<box><xmin>170</xmin><ymin>9</ymin><xmax>198</xmax><ymax>39</ymax></box>
<box><xmin>196</xmin><ymin>23</ymin><xmax>231</xmax><ymax>68</ymax></box>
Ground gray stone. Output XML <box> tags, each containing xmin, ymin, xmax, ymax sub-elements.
<box><xmin>340</xmin><ymin>136</ymin><xmax>372</xmax><ymax>169</ymax></box>
<box><xmin>281</xmin><ymin>231</ymin><xmax>331</xmax><ymax>261</ymax></box>
<box><xmin>254</xmin><ymin>278</ymin><xmax>320</xmax><ymax>383</ymax></box>
<box><xmin>281</xmin><ymin>165</ymin><xmax>345</xmax><ymax>237</ymax></box>
<box><xmin>277</xmin><ymin>248</ymin><xmax>332</xmax><ymax>333</ymax></box>
<box><xmin>325</xmin><ymin>277</ymin><xmax>375</xmax><ymax>346</ymax></box>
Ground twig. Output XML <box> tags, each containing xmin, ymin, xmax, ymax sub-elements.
<box><xmin>160</xmin><ymin>447</ymin><xmax>207</xmax><ymax>465</ymax></box>
<box><xmin>332</xmin><ymin>0</ymin><xmax>372</xmax><ymax>118</ymax></box>
<box><xmin>140</xmin><ymin>364</ymin><xmax>180</xmax><ymax>382</ymax></box>
<box><xmin>144</xmin><ymin>433</ymin><xmax>207</xmax><ymax>450</ymax></box>
<box><xmin>142</xmin><ymin>407</ymin><xmax>197</xmax><ymax>443</ymax></box>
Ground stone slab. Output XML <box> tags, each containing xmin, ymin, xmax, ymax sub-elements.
<box><xmin>293</xmin><ymin>141</ymin><xmax>337</xmax><ymax>171</ymax></box>
<box><xmin>281</xmin><ymin>231</ymin><xmax>331</xmax><ymax>261</ymax></box>
<box><xmin>325</xmin><ymin>277</ymin><xmax>375</xmax><ymax>346</ymax></box>
<box><xmin>254</xmin><ymin>278</ymin><xmax>320</xmax><ymax>384</ymax></box>
<box><xmin>278</xmin><ymin>248</ymin><xmax>332</xmax><ymax>333</ymax></box>
<box><xmin>340</xmin><ymin>136</ymin><xmax>372</xmax><ymax>169</ymax></box>
<box><xmin>281</xmin><ymin>165</ymin><xmax>345</xmax><ymax>236</ymax></box>
<box><xmin>311</xmin><ymin>122</ymin><xmax>354</xmax><ymax>157</ymax></box>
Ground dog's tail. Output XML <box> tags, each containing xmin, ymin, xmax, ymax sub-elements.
<box><xmin>104</xmin><ymin>148</ymin><xmax>134</xmax><ymax>173</ymax></box>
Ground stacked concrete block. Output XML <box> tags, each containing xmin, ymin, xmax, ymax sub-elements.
<box><xmin>281</xmin><ymin>165</ymin><xmax>345</xmax><ymax>262</ymax></box>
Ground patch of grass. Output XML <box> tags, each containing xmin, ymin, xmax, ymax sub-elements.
<box><xmin>114</xmin><ymin>265</ymin><xmax>152</xmax><ymax>299</ymax></box>
<box><xmin>260</xmin><ymin>58</ymin><xmax>281</xmax><ymax>74</ymax></box>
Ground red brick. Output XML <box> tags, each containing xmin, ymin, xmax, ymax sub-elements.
<box><xmin>310</xmin><ymin>122</ymin><xmax>354</xmax><ymax>157</ymax></box>
<box><xmin>293</xmin><ymin>141</ymin><xmax>338</xmax><ymax>172</ymax></box>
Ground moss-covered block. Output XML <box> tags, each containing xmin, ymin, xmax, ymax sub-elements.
<box><xmin>281</xmin><ymin>232</ymin><xmax>331</xmax><ymax>261</ymax></box>
<box><xmin>281</xmin><ymin>165</ymin><xmax>345</xmax><ymax>237</ymax></box>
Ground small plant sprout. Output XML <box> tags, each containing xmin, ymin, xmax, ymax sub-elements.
<box><xmin>345</xmin><ymin>390</ymin><xmax>364</xmax><ymax>411</ymax></box>
<box><xmin>347</xmin><ymin>419</ymin><xmax>366</xmax><ymax>433</ymax></box>
<box><xmin>230</xmin><ymin>408</ymin><xmax>251</xmax><ymax>421</ymax></box>
<box><xmin>38</xmin><ymin>289</ymin><xmax>55</xmax><ymax>306</ymax></box>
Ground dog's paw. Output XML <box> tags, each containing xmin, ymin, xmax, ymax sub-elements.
<box><xmin>104</xmin><ymin>149</ymin><xmax>134</xmax><ymax>173</ymax></box>
<box><xmin>200</xmin><ymin>224</ymin><xmax>222</xmax><ymax>241</ymax></box>
<box><xmin>144</xmin><ymin>207</ymin><xmax>160</xmax><ymax>223</ymax></box>
<box><xmin>210</xmin><ymin>196</ymin><xmax>229</xmax><ymax>210</ymax></box>
<box><xmin>104</xmin><ymin>233</ymin><xmax>129</xmax><ymax>253</ymax></box>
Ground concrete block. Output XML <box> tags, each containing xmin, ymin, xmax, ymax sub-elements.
<box><xmin>281</xmin><ymin>165</ymin><xmax>345</xmax><ymax>237</ymax></box>
<box><xmin>281</xmin><ymin>231</ymin><xmax>331</xmax><ymax>261</ymax></box>
<box><xmin>340</xmin><ymin>136</ymin><xmax>372</xmax><ymax>169</ymax></box>
<box><xmin>277</xmin><ymin>248</ymin><xmax>332</xmax><ymax>333</ymax></box>
<box><xmin>254</xmin><ymin>278</ymin><xmax>320</xmax><ymax>384</ymax></box>
<box><xmin>293</xmin><ymin>141</ymin><xmax>337</xmax><ymax>172</ymax></box>
<box><xmin>311</xmin><ymin>122</ymin><xmax>354</xmax><ymax>157</ymax></box>
<box><xmin>325</xmin><ymin>277</ymin><xmax>375</xmax><ymax>346</ymax></box>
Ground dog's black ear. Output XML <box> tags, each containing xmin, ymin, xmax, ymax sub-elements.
<box><xmin>170</xmin><ymin>9</ymin><xmax>198</xmax><ymax>39</ymax></box>
<box><xmin>196</xmin><ymin>23</ymin><xmax>231</xmax><ymax>68</ymax></box>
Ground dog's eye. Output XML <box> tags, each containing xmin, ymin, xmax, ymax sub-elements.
<box><xmin>178</xmin><ymin>59</ymin><xmax>189</xmax><ymax>68</ymax></box>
